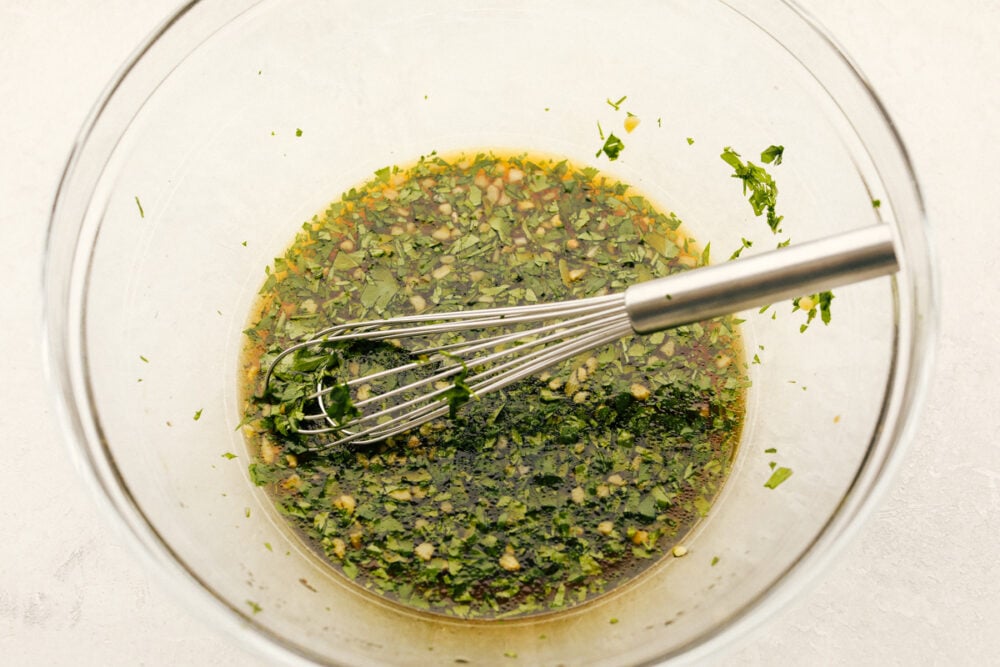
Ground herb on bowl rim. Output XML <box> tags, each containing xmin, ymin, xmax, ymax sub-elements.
<box><xmin>764</xmin><ymin>466</ymin><xmax>793</xmax><ymax>489</ymax></box>
<box><xmin>722</xmin><ymin>145</ymin><xmax>842</xmax><ymax>330</ymax></box>
<box><xmin>720</xmin><ymin>146</ymin><xmax>783</xmax><ymax>234</ymax></box>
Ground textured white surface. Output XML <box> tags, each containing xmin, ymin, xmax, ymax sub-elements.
<box><xmin>2</xmin><ymin>1</ymin><xmax>998</xmax><ymax>665</ymax></box>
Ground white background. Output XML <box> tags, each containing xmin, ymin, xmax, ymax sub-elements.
<box><xmin>2</xmin><ymin>1</ymin><xmax>998</xmax><ymax>664</ymax></box>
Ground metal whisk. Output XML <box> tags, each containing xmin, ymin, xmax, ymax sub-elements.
<box><xmin>261</xmin><ymin>225</ymin><xmax>898</xmax><ymax>449</ymax></box>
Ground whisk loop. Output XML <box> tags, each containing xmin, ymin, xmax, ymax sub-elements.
<box><xmin>261</xmin><ymin>293</ymin><xmax>633</xmax><ymax>448</ymax></box>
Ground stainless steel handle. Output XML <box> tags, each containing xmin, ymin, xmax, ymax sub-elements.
<box><xmin>623</xmin><ymin>225</ymin><xmax>899</xmax><ymax>334</ymax></box>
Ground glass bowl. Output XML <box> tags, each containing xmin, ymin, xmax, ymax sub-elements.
<box><xmin>44</xmin><ymin>1</ymin><xmax>935</xmax><ymax>665</ymax></box>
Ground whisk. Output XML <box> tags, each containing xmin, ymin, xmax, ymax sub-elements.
<box><xmin>261</xmin><ymin>225</ymin><xmax>898</xmax><ymax>449</ymax></box>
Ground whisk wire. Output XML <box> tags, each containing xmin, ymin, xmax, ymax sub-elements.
<box><xmin>267</xmin><ymin>294</ymin><xmax>632</xmax><ymax>449</ymax></box>
<box><xmin>304</xmin><ymin>314</ymin><xmax>634</xmax><ymax>448</ymax></box>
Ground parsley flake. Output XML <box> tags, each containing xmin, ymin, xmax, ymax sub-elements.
<box><xmin>134</xmin><ymin>196</ymin><xmax>144</xmax><ymax>218</ymax></box>
<box><xmin>323</xmin><ymin>382</ymin><xmax>361</xmax><ymax>425</ymax></box>
<box><xmin>760</xmin><ymin>144</ymin><xmax>784</xmax><ymax>165</ymax></box>
<box><xmin>222</xmin><ymin>452</ymin><xmax>237</xmax><ymax>460</ymax></box>
<box><xmin>139</xmin><ymin>355</ymin><xmax>149</xmax><ymax>363</ymax></box>
<box><xmin>720</xmin><ymin>146</ymin><xmax>783</xmax><ymax>233</ymax></box>
<box><xmin>606</xmin><ymin>95</ymin><xmax>627</xmax><ymax>110</ymax></box>
<box><xmin>193</xmin><ymin>409</ymin><xmax>203</xmax><ymax>421</ymax></box>
<box><xmin>597</xmin><ymin>133</ymin><xmax>625</xmax><ymax>161</ymax></box>
<box><xmin>440</xmin><ymin>359</ymin><xmax>476</xmax><ymax>420</ymax></box>
<box><xmin>295</xmin><ymin>128</ymin><xmax>303</xmax><ymax>137</ymax></box>
<box><xmin>764</xmin><ymin>466</ymin><xmax>793</xmax><ymax>489</ymax></box>
<box><xmin>246</xmin><ymin>600</ymin><xmax>262</xmax><ymax>614</ymax></box>
<box><xmin>794</xmin><ymin>290</ymin><xmax>835</xmax><ymax>331</ymax></box>
<box><xmin>728</xmin><ymin>237</ymin><xmax>753</xmax><ymax>260</ymax></box>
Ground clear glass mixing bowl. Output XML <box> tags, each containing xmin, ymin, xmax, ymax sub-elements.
<box><xmin>44</xmin><ymin>1</ymin><xmax>935</xmax><ymax>665</ymax></box>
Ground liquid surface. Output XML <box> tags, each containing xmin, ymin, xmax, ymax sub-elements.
<box><xmin>240</xmin><ymin>151</ymin><xmax>747</xmax><ymax>619</ymax></box>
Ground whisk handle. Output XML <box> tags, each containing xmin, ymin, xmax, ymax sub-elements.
<box><xmin>623</xmin><ymin>225</ymin><xmax>899</xmax><ymax>335</ymax></box>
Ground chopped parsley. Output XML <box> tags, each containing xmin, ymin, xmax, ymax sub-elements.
<box><xmin>728</xmin><ymin>237</ymin><xmax>753</xmax><ymax>260</ymax></box>
<box><xmin>794</xmin><ymin>290</ymin><xmax>835</xmax><ymax>332</ymax></box>
<box><xmin>722</xmin><ymin>145</ymin><xmax>837</xmax><ymax>330</ymax></box>
<box><xmin>241</xmin><ymin>151</ymin><xmax>748</xmax><ymax>619</ymax></box>
<box><xmin>323</xmin><ymin>381</ymin><xmax>361</xmax><ymax>426</ymax></box>
<box><xmin>760</xmin><ymin>144</ymin><xmax>784</xmax><ymax>165</ymax></box>
<box><xmin>222</xmin><ymin>452</ymin><xmax>237</xmax><ymax>460</ymax></box>
<box><xmin>720</xmin><ymin>147</ymin><xmax>783</xmax><ymax>233</ymax></box>
<box><xmin>440</xmin><ymin>360</ymin><xmax>476</xmax><ymax>420</ymax></box>
<box><xmin>246</xmin><ymin>600</ymin><xmax>262</xmax><ymax>614</ymax></box>
<box><xmin>872</xmin><ymin>198</ymin><xmax>882</xmax><ymax>208</ymax></box>
<box><xmin>193</xmin><ymin>409</ymin><xmax>203</xmax><ymax>421</ymax></box>
<box><xmin>764</xmin><ymin>466</ymin><xmax>793</xmax><ymax>489</ymax></box>
<box><xmin>597</xmin><ymin>133</ymin><xmax>625</xmax><ymax>161</ymax></box>
<box><xmin>134</xmin><ymin>196</ymin><xmax>144</xmax><ymax>218</ymax></box>
<box><xmin>606</xmin><ymin>95</ymin><xmax>627</xmax><ymax>110</ymax></box>
<box><xmin>295</xmin><ymin>128</ymin><xmax>303</xmax><ymax>137</ymax></box>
